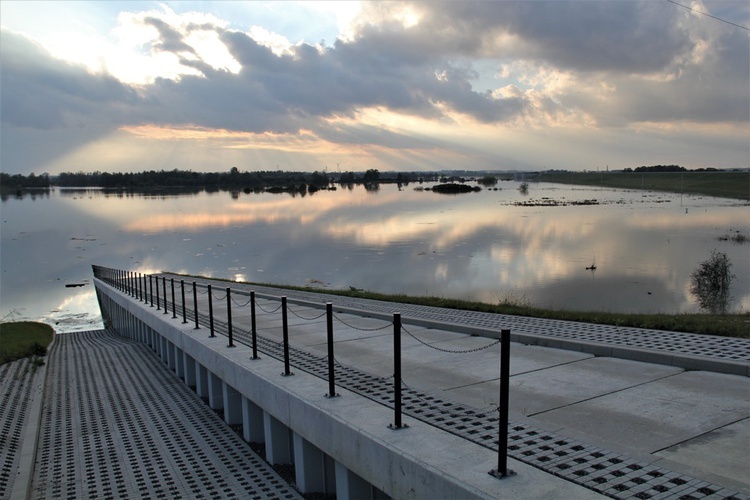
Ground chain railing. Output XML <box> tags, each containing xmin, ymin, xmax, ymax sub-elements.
<box><xmin>91</xmin><ymin>264</ymin><xmax>513</xmax><ymax>477</ymax></box>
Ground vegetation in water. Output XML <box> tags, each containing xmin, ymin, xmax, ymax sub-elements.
<box><xmin>430</xmin><ymin>183</ymin><xmax>481</xmax><ymax>194</ymax></box>
<box><xmin>690</xmin><ymin>250</ymin><xmax>734</xmax><ymax>315</ymax></box>
<box><xmin>0</xmin><ymin>321</ymin><xmax>54</xmax><ymax>366</ymax></box>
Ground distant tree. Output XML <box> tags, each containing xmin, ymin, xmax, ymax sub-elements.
<box><xmin>634</xmin><ymin>165</ymin><xmax>686</xmax><ymax>173</ymax></box>
<box><xmin>690</xmin><ymin>250</ymin><xmax>734</xmax><ymax>314</ymax></box>
<box><xmin>478</xmin><ymin>175</ymin><xmax>498</xmax><ymax>187</ymax></box>
<box><xmin>363</xmin><ymin>169</ymin><xmax>380</xmax><ymax>183</ymax></box>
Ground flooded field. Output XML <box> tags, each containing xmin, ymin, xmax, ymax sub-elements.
<box><xmin>1</xmin><ymin>182</ymin><xmax>748</xmax><ymax>332</ymax></box>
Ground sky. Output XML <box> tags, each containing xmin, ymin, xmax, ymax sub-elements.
<box><xmin>1</xmin><ymin>0</ymin><xmax>748</xmax><ymax>175</ymax></box>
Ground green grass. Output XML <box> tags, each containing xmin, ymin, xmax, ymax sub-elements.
<box><xmin>170</xmin><ymin>273</ymin><xmax>750</xmax><ymax>338</ymax></box>
<box><xmin>0</xmin><ymin>321</ymin><xmax>55</xmax><ymax>365</ymax></box>
<box><xmin>536</xmin><ymin>171</ymin><xmax>750</xmax><ymax>200</ymax></box>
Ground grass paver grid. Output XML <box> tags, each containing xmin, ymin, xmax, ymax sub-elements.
<box><xmin>30</xmin><ymin>330</ymin><xmax>302</xmax><ymax>500</ymax></box>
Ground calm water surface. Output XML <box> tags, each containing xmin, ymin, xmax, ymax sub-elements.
<box><xmin>1</xmin><ymin>182</ymin><xmax>748</xmax><ymax>332</ymax></box>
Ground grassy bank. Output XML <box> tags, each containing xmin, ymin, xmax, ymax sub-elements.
<box><xmin>172</xmin><ymin>273</ymin><xmax>750</xmax><ymax>338</ymax></box>
<box><xmin>0</xmin><ymin>321</ymin><xmax>55</xmax><ymax>365</ymax></box>
<box><xmin>296</xmin><ymin>288</ymin><xmax>750</xmax><ymax>338</ymax></box>
<box><xmin>536</xmin><ymin>171</ymin><xmax>750</xmax><ymax>200</ymax></box>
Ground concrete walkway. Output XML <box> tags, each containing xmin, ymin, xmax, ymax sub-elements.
<box><xmin>157</xmin><ymin>273</ymin><xmax>750</xmax><ymax>498</ymax></box>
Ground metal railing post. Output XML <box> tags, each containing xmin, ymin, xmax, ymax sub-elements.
<box><xmin>171</xmin><ymin>278</ymin><xmax>177</xmax><ymax>318</ymax></box>
<box><xmin>325</xmin><ymin>302</ymin><xmax>338</xmax><ymax>398</ymax></box>
<box><xmin>192</xmin><ymin>282</ymin><xmax>199</xmax><ymax>329</ymax></box>
<box><xmin>281</xmin><ymin>296</ymin><xmax>293</xmax><ymax>376</ymax></box>
<box><xmin>163</xmin><ymin>277</ymin><xmax>168</xmax><ymax>315</ymax></box>
<box><xmin>389</xmin><ymin>312</ymin><xmax>405</xmax><ymax>429</ymax></box>
<box><xmin>250</xmin><ymin>291</ymin><xmax>258</xmax><ymax>359</ymax></box>
<box><xmin>208</xmin><ymin>285</ymin><xmax>215</xmax><ymax>337</ymax></box>
<box><xmin>490</xmin><ymin>329</ymin><xmax>514</xmax><ymax>479</ymax></box>
<box><xmin>149</xmin><ymin>275</ymin><xmax>154</xmax><ymax>307</ymax></box>
<box><xmin>180</xmin><ymin>280</ymin><xmax>187</xmax><ymax>324</ymax></box>
<box><xmin>155</xmin><ymin>275</ymin><xmax>161</xmax><ymax>311</ymax></box>
<box><xmin>226</xmin><ymin>288</ymin><xmax>234</xmax><ymax>347</ymax></box>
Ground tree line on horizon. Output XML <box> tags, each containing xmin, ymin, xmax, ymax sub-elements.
<box><xmin>0</xmin><ymin>168</ymin><xmax>412</xmax><ymax>192</ymax></box>
<box><xmin>0</xmin><ymin>165</ymin><xmax>736</xmax><ymax>193</ymax></box>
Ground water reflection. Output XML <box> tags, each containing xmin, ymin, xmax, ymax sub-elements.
<box><xmin>1</xmin><ymin>184</ymin><xmax>748</xmax><ymax>332</ymax></box>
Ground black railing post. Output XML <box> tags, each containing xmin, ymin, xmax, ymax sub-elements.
<box><xmin>163</xmin><ymin>277</ymin><xmax>168</xmax><ymax>315</ymax></box>
<box><xmin>193</xmin><ymin>282</ymin><xmax>199</xmax><ymax>329</ymax></box>
<box><xmin>137</xmin><ymin>273</ymin><xmax>142</xmax><ymax>301</ymax></box>
<box><xmin>250</xmin><ymin>291</ymin><xmax>258</xmax><ymax>359</ymax></box>
<box><xmin>149</xmin><ymin>275</ymin><xmax>154</xmax><ymax>307</ymax></box>
<box><xmin>226</xmin><ymin>288</ymin><xmax>234</xmax><ymax>347</ymax></box>
<box><xmin>180</xmin><ymin>280</ymin><xmax>187</xmax><ymax>324</ymax></box>
<box><xmin>281</xmin><ymin>296</ymin><xmax>293</xmax><ymax>376</ymax></box>
<box><xmin>171</xmin><ymin>278</ymin><xmax>177</xmax><ymax>318</ymax></box>
<box><xmin>208</xmin><ymin>285</ymin><xmax>215</xmax><ymax>337</ymax></box>
<box><xmin>389</xmin><ymin>312</ymin><xmax>405</xmax><ymax>429</ymax></box>
<box><xmin>155</xmin><ymin>275</ymin><xmax>161</xmax><ymax>310</ymax></box>
<box><xmin>325</xmin><ymin>302</ymin><xmax>338</xmax><ymax>398</ymax></box>
<box><xmin>490</xmin><ymin>329</ymin><xmax>514</xmax><ymax>479</ymax></box>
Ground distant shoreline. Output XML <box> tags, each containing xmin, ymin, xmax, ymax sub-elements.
<box><xmin>3</xmin><ymin>169</ymin><xmax>748</xmax><ymax>200</ymax></box>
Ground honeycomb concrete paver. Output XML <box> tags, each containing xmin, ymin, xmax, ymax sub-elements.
<box><xmin>30</xmin><ymin>330</ymin><xmax>302</xmax><ymax>500</ymax></box>
<box><xmin>0</xmin><ymin>358</ymin><xmax>37</xmax><ymax>499</ymax></box>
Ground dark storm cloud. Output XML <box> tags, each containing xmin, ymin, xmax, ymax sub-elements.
<box><xmin>0</xmin><ymin>30</ymin><xmax>138</xmax><ymax>130</ymax></box>
<box><xmin>350</xmin><ymin>1</ymin><xmax>691</xmax><ymax>73</ymax></box>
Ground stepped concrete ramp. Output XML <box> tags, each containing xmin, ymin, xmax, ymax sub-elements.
<box><xmin>15</xmin><ymin>330</ymin><xmax>303</xmax><ymax>500</ymax></box>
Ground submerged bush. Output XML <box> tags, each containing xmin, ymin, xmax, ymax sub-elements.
<box><xmin>690</xmin><ymin>250</ymin><xmax>734</xmax><ymax>314</ymax></box>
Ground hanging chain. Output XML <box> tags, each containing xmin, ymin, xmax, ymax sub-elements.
<box><xmin>287</xmin><ymin>305</ymin><xmax>327</xmax><ymax>321</ymax></box>
<box><xmin>402</xmin><ymin>324</ymin><xmax>501</xmax><ymax>353</ymax></box>
<box><xmin>332</xmin><ymin>312</ymin><xmax>392</xmax><ymax>331</ymax></box>
<box><xmin>256</xmin><ymin>300</ymin><xmax>282</xmax><ymax>314</ymax></box>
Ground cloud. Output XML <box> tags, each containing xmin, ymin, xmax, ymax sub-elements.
<box><xmin>1</xmin><ymin>1</ymin><xmax>747</xmax><ymax>174</ymax></box>
<box><xmin>1</xmin><ymin>30</ymin><xmax>138</xmax><ymax>130</ymax></box>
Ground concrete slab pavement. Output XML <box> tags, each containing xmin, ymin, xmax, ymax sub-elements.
<box><xmin>153</xmin><ymin>273</ymin><xmax>750</xmax><ymax>496</ymax></box>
